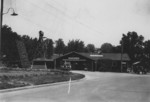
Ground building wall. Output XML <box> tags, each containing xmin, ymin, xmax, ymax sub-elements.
<box><xmin>97</xmin><ymin>60</ymin><xmax>129</xmax><ymax>72</ymax></box>
<box><xmin>32</xmin><ymin>52</ymin><xmax>130</xmax><ymax>72</ymax></box>
<box><xmin>55</xmin><ymin>52</ymin><xmax>94</xmax><ymax>71</ymax></box>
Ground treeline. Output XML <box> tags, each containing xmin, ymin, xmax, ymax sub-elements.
<box><xmin>1</xmin><ymin>25</ymin><xmax>150</xmax><ymax>67</ymax></box>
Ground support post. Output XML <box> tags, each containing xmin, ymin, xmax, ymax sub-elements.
<box><xmin>121</xmin><ymin>39</ymin><xmax>123</xmax><ymax>72</ymax></box>
<box><xmin>95</xmin><ymin>61</ymin><xmax>97</xmax><ymax>71</ymax></box>
<box><xmin>91</xmin><ymin>61</ymin><xmax>93</xmax><ymax>71</ymax></box>
<box><xmin>54</xmin><ymin>60</ymin><xmax>56</xmax><ymax>69</ymax></box>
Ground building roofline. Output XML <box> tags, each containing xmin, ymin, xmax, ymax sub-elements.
<box><xmin>55</xmin><ymin>51</ymin><xmax>95</xmax><ymax>61</ymax></box>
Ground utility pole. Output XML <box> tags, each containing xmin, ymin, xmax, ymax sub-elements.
<box><xmin>121</xmin><ymin>38</ymin><xmax>123</xmax><ymax>72</ymax></box>
<box><xmin>0</xmin><ymin>0</ymin><xmax>18</xmax><ymax>67</ymax></box>
<box><xmin>0</xmin><ymin>0</ymin><xmax>4</xmax><ymax>67</ymax></box>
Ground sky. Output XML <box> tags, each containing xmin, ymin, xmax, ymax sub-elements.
<box><xmin>2</xmin><ymin>0</ymin><xmax>150</xmax><ymax>47</ymax></box>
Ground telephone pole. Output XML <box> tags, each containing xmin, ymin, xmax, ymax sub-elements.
<box><xmin>0</xmin><ymin>0</ymin><xmax>4</xmax><ymax>67</ymax></box>
<box><xmin>121</xmin><ymin>38</ymin><xmax>123</xmax><ymax>72</ymax></box>
<box><xmin>0</xmin><ymin>0</ymin><xmax>18</xmax><ymax>67</ymax></box>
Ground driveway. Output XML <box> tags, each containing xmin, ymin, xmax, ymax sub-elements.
<box><xmin>1</xmin><ymin>71</ymin><xmax>150</xmax><ymax>102</ymax></box>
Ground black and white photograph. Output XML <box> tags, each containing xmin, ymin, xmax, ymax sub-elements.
<box><xmin>0</xmin><ymin>0</ymin><xmax>150</xmax><ymax>102</ymax></box>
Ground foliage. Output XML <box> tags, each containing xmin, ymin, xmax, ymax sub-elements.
<box><xmin>143</xmin><ymin>40</ymin><xmax>150</xmax><ymax>70</ymax></box>
<box><xmin>144</xmin><ymin>40</ymin><xmax>150</xmax><ymax>59</ymax></box>
<box><xmin>67</xmin><ymin>39</ymin><xmax>85</xmax><ymax>52</ymax></box>
<box><xmin>2</xmin><ymin>26</ymin><xmax>54</xmax><ymax>66</ymax></box>
<box><xmin>112</xmin><ymin>45</ymin><xmax>121</xmax><ymax>53</ymax></box>
<box><xmin>21</xmin><ymin>35</ymin><xmax>38</xmax><ymax>61</ymax></box>
<box><xmin>100</xmin><ymin>43</ymin><xmax>113</xmax><ymax>53</ymax></box>
<box><xmin>2</xmin><ymin>25</ymin><xmax>21</xmax><ymax>66</ymax></box>
<box><xmin>121</xmin><ymin>32</ymin><xmax>144</xmax><ymax>62</ymax></box>
<box><xmin>2</xmin><ymin>25</ymin><xmax>150</xmax><ymax>71</ymax></box>
<box><xmin>86</xmin><ymin>44</ymin><xmax>95</xmax><ymax>53</ymax></box>
<box><xmin>45</xmin><ymin>39</ymin><xmax>54</xmax><ymax>58</ymax></box>
<box><xmin>21</xmin><ymin>33</ymin><xmax>54</xmax><ymax>60</ymax></box>
<box><xmin>55</xmin><ymin>39</ymin><xmax>65</xmax><ymax>55</ymax></box>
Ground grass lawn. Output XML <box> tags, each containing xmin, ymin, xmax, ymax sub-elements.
<box><xmin>0</xmin><ymin>69</ymin><xmax>85</xmax><ymax>90</ymax></box>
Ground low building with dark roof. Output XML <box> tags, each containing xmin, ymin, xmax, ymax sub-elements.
<box><xmin>32</xmin><ymin>51</ymin><xmax>130</xmax><ymax>72</ymax></box>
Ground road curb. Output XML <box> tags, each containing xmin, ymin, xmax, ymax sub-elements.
<box><xmin>0</xmin><ymin>76</ymin><xmax>86</xmax><ymax>93</ymax></box>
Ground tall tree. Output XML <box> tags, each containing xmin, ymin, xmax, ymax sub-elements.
<box><xmin>112</xmin><ymin>45</ymin><xmax>121</xmax><ymax>53</ymax></box>
<box><xmin>1</xmin><ymin>25</ymin><xmax>21</xmax><ymax>66</ymax></box>
<box><xmin>144</xmin><ymin>40</ymin><xmax>150</xmax><ymax>59</ymax></box>
<box><xmin>22</xmin><ymin>35</ymin><xmax>38</xmax><ymax>61</ymax></box>
<box><xmin>45</xmin><ymin>39</ymin><xmax>54</xmax><ymax>58</ymax></box>
<box><xmin>100</xmin><ymin>43</ymin><xmax>113</xmax><ymax>53</ymax></box>
<box><xmin>55</xmin><ymin>39</ymin><xmax>65</xmax><ymax>55</ymax></box>
<box><xmin>121</xmin><ymin>31</ymin><xmax>144</xmax><ymax>62</ymax></box>
<box><xmin>86</xmin><ymin>44</ymin><xmax>95</xmax><ymax>53</ymax></box>
<box><xmin>67</xmin><ymin>39</ymin><xmax>85</xmax><ymax>52</ymax></box>
<box><xmin>143</xmin><ymin>40</ymin><xmax>150</xmax><ymax>71</ymax></box>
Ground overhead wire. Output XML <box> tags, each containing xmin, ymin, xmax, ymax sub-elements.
<box><xmin>23</xmin><ymin>0</ymin><xmax>76</xmax><ymax>37</ymax></box>
<box><xmin>20</xmin><ymin>0</ymin><xmax>62</xmax><ymax>33</ymax></box>
<box><xmin>49</xmin><ymin>0</ymin><xmax>67</xmax><ymax>11</ymax></box>
<box><xmin>24</xmin><ymin>0</ymin><xmax>70</xmax><ymax>27</ymax></box>
<box><xmin>17</xmin><ymin>11</ymin><xmax>51</xmax><ymax>35</ymax></box>
<box><xmin>13</xmin><ymin>0</ymin><xmax>103</xmax><ymax>41</ymax></box>
<box><xmin>18</xmin><ymin>9</ymin><xmax>67</xmax><ymax>39</ymax></box>
<box><xmin>26</xmin><ymin>0</ymin><xmax>103</xmax><ymax>36</ymax></box>
<box><xmin>42</xmin><ymin>0</ymin><xmax>68</xmax><ymax>37</ymax></box>
<box><xmin>45</xmin><ymin>0</ymin><xmax>103</xmax><ymax>45</ymax></box>
<box><xmin>43</xmin><ymin>0</ymin><xmax>103</xmax><ymax>36</ymax></box>
<box><xmin>47</xmin><ymin>0</ymin><xmax>103</xmax><ymax>33</ymax></box>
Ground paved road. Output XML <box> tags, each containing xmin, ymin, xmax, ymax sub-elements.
<box><xmin>1</xmin><ymin>71</ymin><xmax>150</xmax><ymax>102</ymax></box>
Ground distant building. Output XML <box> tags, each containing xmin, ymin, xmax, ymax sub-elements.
<box><xmin>32</xmin><ymin>51</ymin><xmax>130</xmax><ymax>72</ymax></box>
